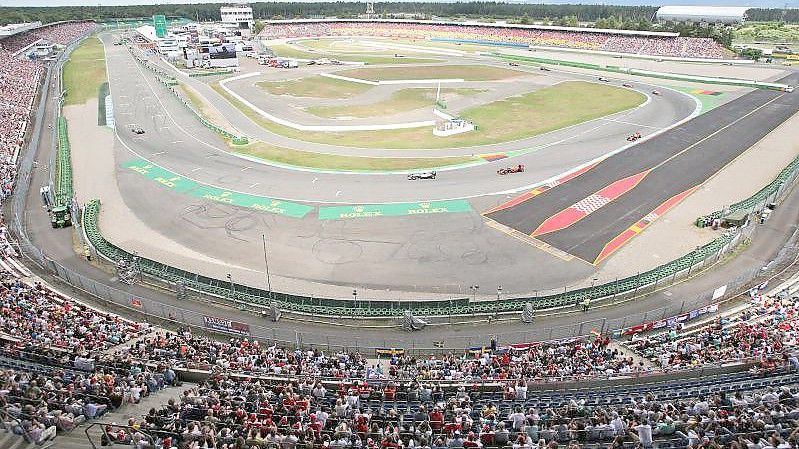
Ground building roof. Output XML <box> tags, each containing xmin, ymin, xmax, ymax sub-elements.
<box><xmin>0</xmin><ymin>22</ymin><xmax>42</xmax><ymax>39</ymax></box>
<box><xmin>656</xmin><ymin>5</ymin><xmax>750</xmax><ymax>20</ymax></box>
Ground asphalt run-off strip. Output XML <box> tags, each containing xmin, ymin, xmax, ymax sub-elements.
<box><xmin>318</xmin><ymin>201</ymin><xmax>473</xmax><ymax>220</ymax></box>
<box><xmin>122</xmin><ymin>158</ymin><xmax>474</xmax><ymax>220</ymax></box>
<box><xmin>122</xmin><ymin>158</ymin><xmax>314</xmax><ymax>218</ymax></box>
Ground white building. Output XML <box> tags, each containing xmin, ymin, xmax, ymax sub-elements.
<box><xmin>655</xmin><ymin>6</ymin><xmax>750</xmax><ymax>25</ymax></box>
<box><xmin>221</xmin><ymin>4</ymin><xmax>254</xmax><ymax>30</ymax></box>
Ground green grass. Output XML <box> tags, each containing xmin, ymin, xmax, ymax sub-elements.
<box><xmin>179</xmin><ymin>83</ymin><xmax>209</xmax><ymax>115</ymax></box>
<box><xmin>63</xmin><ymin>36</ymin><xmax>107</xmax><ymax>106</ymax></box>
<box><xmin>213</xmin><ymin>80</ymin><xmax>644</xmax><ymax>149</ymax></box>
<box><xmin>257</xmin><ymin>75</ymin><xmax>371</xmax><ymax>99</ymax></box>
<box><xmin>306</xmin><ymin>87</ymin><xmax>485</xmax><ymax>119</ymax></box>
<box><xmin>232</xmin><ymin>141</ymin><xmax>475</xmax><ymax>171</ymax></box>
<box><xmin>354</xmin><ymin>37</ymin><xmax>505</xmax><ymax>53</ymax></box>
<box><xmin>735</xmin><ymin>23</ymin><xmax>799</xmax><ymax>43</ymax></box>
<box><xmin>337</xmin><ymin>64</ymin><xmax>528</xmax><ymax>82</ymax></box>
<box><xmin>268</xmin><ymin>44</ymin><xmax>440</xmax><ymax>65</ymax></box>
<box><xmin>295</xmin><ymin>38</ymin><xmax>385</xmax><ymax>53</ymax></box>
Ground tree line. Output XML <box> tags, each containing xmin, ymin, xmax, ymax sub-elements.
<box><xmin>2</xmin><ymin>3</ymin><xmax>796</xmax><ymax>26</ymax></box>
<box><xmin>0</xmin><ymin>2</ymin><xmax>791</xmax><ymax>50</ymax></box>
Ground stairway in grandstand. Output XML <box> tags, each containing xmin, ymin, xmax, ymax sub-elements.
<box><xmin>0</xmin><ymin>427</ymin><xmax>54</xmax><ymax>449</ymax></box>
<box><xmin>53</xmin><ymin>384</ymin><xmax>190</xmax><ymax>449</ymax></box>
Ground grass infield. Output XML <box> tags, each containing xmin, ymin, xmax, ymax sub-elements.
<box><xmin>268</xmin><ymin>44</ymin><xmax>440</xmax><ymax>65</ymax></box>
<box><xmin>63</xmin><ymin>36</ymin><xmax>107</xmax><ymax>106</ymax></box>
<box><xmin>214</xmin><ymin>79</ymin><xmax>645</xmax><ymax>149</ymax></box>
<box><xmin>257</xmin><ymin>75</ymin><xmax>371</xmax><ymax>99</ymax></box>
<box><xmin>336</xmin><ymin>64</ymin><xmax>528</xmax><ymax>82</ymax></box>
<box><xmin>231</xmin><ymin>142</ymin><xmax>475</xmax><ymax>171</ymax></box>
<box><xmin>306</xmin><ymin>87</ymin><xmax>485</xmax><ymax>119</ymax></box>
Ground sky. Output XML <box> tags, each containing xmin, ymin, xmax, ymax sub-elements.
<box><xmin>0</xmin><ymin>0</ymin><xmax>795</xmax><ymax>8</ymax></box>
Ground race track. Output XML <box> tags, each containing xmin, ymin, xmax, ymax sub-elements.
<box><xmin>93</xmin><ymin>31</ymin><xmax>796</xmax><ymax>296</ymax></box>
<box><xmin>486</xmin><ymin>73</ymin><xmax>799</xmax><ymax>264</ymax></box>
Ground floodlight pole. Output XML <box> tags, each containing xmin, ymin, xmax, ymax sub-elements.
<box><xmin>262</xmin><ymin>234</ymin><xmax>273</xmax><ymax>299</ymax></box>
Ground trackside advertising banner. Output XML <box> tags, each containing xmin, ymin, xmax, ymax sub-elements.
<box><xmin>203</xmin><ymin>315</ymin><xmax>250</xmax><ymax>336</ymax></box>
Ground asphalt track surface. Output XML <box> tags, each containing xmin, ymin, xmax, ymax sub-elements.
<box><xmin>17</xmin><ymin>33</ymin><xmax>799</xmax><ymax>347</ymax></box>
<box><xmin>487</xmin><ymin>73</ymin><xmax>799</xmax><ymax>264</ymax></box>
<box><xmin>90</xmin><ymin>31</ymin><xmax>789</xmax><ymax>296</ymax></box>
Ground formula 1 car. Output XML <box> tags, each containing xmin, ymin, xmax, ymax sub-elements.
<box><xmin>652</xmin><ymin>90</ymin><xmax>662</xmax><ymax>96</ymax></box>
<box><xmin>626</xmin><ymin>132</ymin><xmax>642</xmax><ymax>142</ymax></box>
<box><xmin>407</xmin><ymin>171</ymin><xmax>436</xmax><ymax>180</ymax></box>
<box><xmin>131</xmin><ymin>126</ymin><xmax>145</xmax><ymax>134</ymax></box>
<box><xmin>598</xmin><ymin>77</ymin><xmax>610</xmax><ymax>82</ymax></box>
<box><xmin>622</xmin><ymin>83</ymin><xmax>633</xmax><ymax>88</ymax></box>
<box><xmin>497</xmin><ymin>164</ymin><xmax>525</xmax><ymax>175</ymax></box>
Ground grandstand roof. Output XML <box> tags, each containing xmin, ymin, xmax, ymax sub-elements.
<box><xmin>0</xmin><ymin>22</ymin><xmax>42</xmax><ymax>39</ymax></box>
<box><xmin>264</xmin><ymin>18</ymin><xmax>680</xmax><ymax>38</ymax></box>
<box><xmin>656</xmin><ymin>5</ymin><xmax>750</xmax><ymax>24</ymax></box>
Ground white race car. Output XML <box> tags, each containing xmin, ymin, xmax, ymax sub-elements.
<box><xmin>407</xmin><ymin>171</ymin><xmax>437</xmax><ymax>180</ymax></box>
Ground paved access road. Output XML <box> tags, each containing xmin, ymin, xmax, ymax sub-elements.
<box><xmin>487</xmin><ymin>73</ymin><xmax>799</xmax><ymax>264</ymax></box>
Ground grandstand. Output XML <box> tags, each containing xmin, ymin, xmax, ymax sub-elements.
<box><xmin>3</xmin><ymin>12</ymin><xmax>799</xmax><ymax>449</ymax></box>
<box><xmin>259</xmin><ymin>20</ymin><xmax>728</xmax><ymax>59</ymax></box>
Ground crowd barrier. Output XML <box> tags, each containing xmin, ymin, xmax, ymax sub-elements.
<box><xmin>494</xmin><ymin>53</ymin><xmax>793</xmax><ymax>91</ymax></box>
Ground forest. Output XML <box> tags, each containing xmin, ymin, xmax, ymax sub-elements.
<box><xmin>1</xmin><ymin>3</ymin><xmax>796</xmax><ymax>26</ymax></box>
<box><xmin>0</xmin><ymin>2</ymin><xmax>793</xmax><ymax>50</ymax></box>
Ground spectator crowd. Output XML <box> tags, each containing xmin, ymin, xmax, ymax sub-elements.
<box><xmin>0</xmin><ymin>19</ymin><xmax>797</xmax><ymax>448</ymax></box>
<box><xmin>0</xmin><ymin>21</ymin><xmax>96</xmax><ymax>256</ymax></box>
<box><xmin>259</xmin><ymin>22</ymin><xmax>728</xmax><ymax>59</ymax></box>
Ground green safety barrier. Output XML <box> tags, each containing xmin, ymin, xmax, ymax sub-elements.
<box><xmin>494</xmin><ymin>53</ymin><xmax>789</xmax><ymax>91</ymax></box>
<box><xmin>52</xmin><ymin>116</ymin><xmax>74</xmax><ymax>228</ymax></box>
<box><xmin>698</xmin><ymin>152</ymin><xmax>799</xmax><ymax>224</ymax></box>
<box><xmin>55</xmin><ymin>116</ymin><xmax>73</xmax><ymax>208</ymax></box>
<box><xmin>84</xmin><ymin>195</ymin><xmax>740</xmax><ymax>318</ymax></box>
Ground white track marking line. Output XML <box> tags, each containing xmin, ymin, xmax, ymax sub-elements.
<box><xmin>601</xmin><ymin>118</ymin><xmax>661</xmax><ymax>130</ymax></box>
<box><xmin>110</xmin><ymin>38</ymin><xmax>701</xmax><ymax>204</ymax></box>
<box><xmin>241</xmin><ymin>166</ymin><xmax>251</xmax><ymax>172</ymax></box>
<box><xmin>191</xmin><ymin>167</ymin><xmax>202</xmax><ymax>172</ymax></box>
<box><xmin>249</xmin><ymin>182</ymin><xmax>260</xmax><ymax>188</ymax></box>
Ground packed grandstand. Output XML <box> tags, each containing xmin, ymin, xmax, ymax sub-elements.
<box><xmin>1</xmin><ymin>16</ymin><xmax>799</xmax><ymax>449</ymax></box>
<box><xmin>258</xmin><ymin>21</ymin><xmax>729</xmax><ymax>59</ymax></box>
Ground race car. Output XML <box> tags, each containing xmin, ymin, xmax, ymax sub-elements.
<box><xmin>509</xmin><ymin>62</ymin><xmax>520</xmax><ymax>67</ymax></box>
<box><xmin>407</xmin><ymin>171</ymin><xmax>436</xmax><ymax>180</ymax></box>
<box><xmin>539</xmin><ymin>66</ymin><xmax>551</xmax><ymax>72</ymax></box>
<box><xmin>497</xmin><ymin>164</ymin><xmax>525</xmax><ymax>175</ymax></box>
<box><xmin>622</xmin><ymin>83</ymin><xmax>633</xmax><ymax>88</ymax></box>
<box><xmin>131</xmin><ymin>126</ymin><xmax>145</xmax><ymax>134</ymax></box>
<box><xmin>598</xmin><ymin>77</ymin><xmax>610</xmax><ymax>82</ymax></box>
<box><xmin>652</xmin><ymin>90</ymin><xmax>662</xmax><ymax>96</ymax></box>
<box><xmin>626</xmin><ymin>132</ymin><xmax>642</xmax><ymax>142</ymax></box>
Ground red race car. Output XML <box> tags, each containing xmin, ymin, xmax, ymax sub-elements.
<box><xmin>498</xmin><ymin>164</ymin><xmax>525</xmax><ymax>175</ymax></box>
<box><xmin>626</xmin><ymin>132</ymin><xmax>642</xmax><ymax>142</ymax></box>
